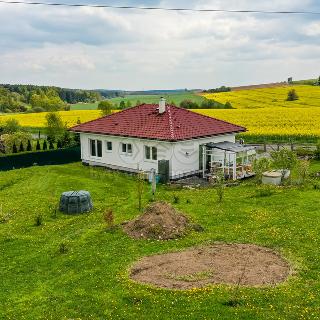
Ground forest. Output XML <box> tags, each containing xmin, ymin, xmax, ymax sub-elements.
<box><xmin>0</xmin><ymin>84</ymin><xmax>102</xmax><ymax>113</ymax></box>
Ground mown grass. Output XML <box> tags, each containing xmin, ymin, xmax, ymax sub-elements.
<box><xmin>1</xmin><ymin>163</ymin><xmax>320</xmax><ymax>319</ymax></box>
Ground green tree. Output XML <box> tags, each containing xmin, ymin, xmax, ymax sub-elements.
<box><xmin>43</xmin><ymin>140</ymin><xmax>48</xmax><ymax>150</ymax></box>
<box><xmin>180</xmin><ymin>100</ymin><xmax>199</xmax><ymax>109</ymax></box>
<box><xmin>12</xmin><ymin>142</ymin><xmax>17</xmax><ymax>153</ymax></box>
<box><xmin>45</xmin><ymin>112</ymin><xmax>65</xmax><ymax>143</ymax></box>
<box><xmin>19</xmin><ymin>141</ymin><xmax>24</xmax><ymax>152</ymax></box>
<box><xmin>271</xmin><ymin>149</ymin><xmax>298</xmax><ymax>180</ymax></box>
<box><xmin>215</xmin><ymin>172</ymin><xmax>225</xmax><ymax>203</ymax></box>
<box><xmin>98</xmin><ymin>100</ymin><xmax>113</xmax><ymax>116</ymax></box>
<box><xmin>225</xmin><ymin>101</ymin><xmax>233</xmax><ymax>109</ymax></box>
<box><xmin>3</xmin><ymin>119</ymin><xmax>21</xmax><ymax>134</ymax></box>
<box><xmin>57</xmin><ymin>140</ymin><xmax>62</xmax><ymax>149</ymax></box>
<box><xmin>126</xmin><ymin>100</ymin><xmax>132</xmax><ymax>109</ymax></box>
<box><xmin>26</xmin><ymin>140</ymin><xmax>32</xmax><ymax>151</ymax></box>
<box><xmin>119</xmin><ymin>101</ymin><xmax>126</xmax><ymax>109</ymax></box>
<box><xmin>61</xmin><ymin>130</ymin><xmax>72</xmax><ymax>147</ymax></box>
<box><xmin>36</xmin><ymin>140</ymin><xmax>41</xmax><ymax>151</ymax></box>
<box><xmin>1</xmin><ymin>132</ymin><xmax>32</xmax><ymax>153</ymax></box>
<box><xmin>253</xmin><ymin>157</ymin><xmax>272</xmax><ymax>184</ymax></box>
<box><xmin>287</xmin><ymin>89</ymin><xmax>299</xmax><ymax>101</ymax></box>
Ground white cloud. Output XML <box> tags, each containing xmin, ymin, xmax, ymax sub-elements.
<box><xmin>0</xmin><ymin>0</ymin><xmax>319</xmax><ymax>89</ymax></box>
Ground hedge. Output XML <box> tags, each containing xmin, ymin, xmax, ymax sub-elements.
<box><xmin>0</xmin><ymin>146</ymin><xmax>81</xmax><ymax>171</ymax></box>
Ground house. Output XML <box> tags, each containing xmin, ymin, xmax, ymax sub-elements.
<box><xmin>70</xmin><ymin>98</ymin><xmax>256</xmax><ymax>181</ymax></box>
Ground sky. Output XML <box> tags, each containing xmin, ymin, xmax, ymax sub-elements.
<box><xmin>0</xmin><ymin>0</ymin><xmax>319</xmax><ymax>90</ymax></box>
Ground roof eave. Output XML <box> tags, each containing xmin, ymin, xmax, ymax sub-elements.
<box><xmin>70</xmin><ymin>128</ymin><xmax>246</xmax><ymax>142</ymax></box>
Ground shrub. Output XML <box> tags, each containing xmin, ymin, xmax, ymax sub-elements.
<box><xmin>36</xmin><ymin>140</ymin><xmax>41</xmax><ymax>151</ymax></box>
<box><xmin>49</xmin><ymin>141</ymin><xmax>55</xmax><ymax>150</ymax></box>
<box><xmin>1</xmin><ymin>132</ymin><xmax>32</xmax><ymax>154</ymax></box>
<box><xmin>180</xmin><ymin>100</ymin><xmax>199</xmax><ymax>109</ymax></box>
<box><xmin>137</xmin><ymin>171</ymin><xmax>145</xmax><ymax>210</ymax></box>
<box><xmin>12</xmin><ymin>142</ymin><xmax>17</xmax><ymax>153</ymax></box>
<box><xmin>19</xmin><ymin>141</ymin><xmax>24</xmax><ymax>152</ymax></box>
<box><xmin>42</xmin><ymin>140</ymin><xmax>48</xmax><ymax>150</ymax></box>
<box><xmin>256</xmin><ymin>185</ymin><xmax>274</xmax><ymax>197</ymax></box>
<box><xmin>59</xmin><ymin>242</ymin><xmax>68</xmax><ymax>254</ymax></box>
<box><xmin>253</xmin><ymin>157</ymin><xmax>272</xmax><ymax>184</ymax></box>
<box><xmin>57</xmin><ymin>140</ymin><xmax>62</xmax><ymax>149</ymax></box>
<box><xmin>225</xmin><ymin>101</ymin><xmax>233</xmax><ymax>109</ymax></box>
<box><xmin>2</xmin><ymin>119</ymin><xmax>21</xmax><ymax>134</ymax></box>
<box><xmin>103</xmin><ymin>209</ymin><xmax>114</xmax><ymax>229</ymax></box>
<box><xmin>287</xmin><ymin>89</ymin><xmax>299</xmax><ymax>101</ymax></box>
<box><xmin>294</xmin><ymin>160</ymin><xmax>310</xmax><ymax>185</ymax></box>
<box><xmin>34</xmin><ymin>214</ymin><xmax>43</xmax><ymax>226</ymax></box>
<box><xmin>173</xmin><ymin>195</ymin><xmax>180</xmax><ymax>204</ymax></box>
<box><xmin>26</xmin><ymin>140</ymin><xmax>32</xmax><ymax>152</ymax></box>
<box><xmin>271</xmin><ymin>149</ymin><xmax>297</xmax><ymax>180</ymax></box>
<box><xmin>32</xmin><ymin>106</ymin><xmax>45</xmax><ymax>113</ymax></box>
<box><xmin>215</xmin><ymin>172</ymin><xmax>225</xmax><ymax>203</ymax></box>
<box><xmin>315</xmin><ymin>141</ymin><xmax>320</xmax><ymax>160</ymax></box>
<box><xmin>295</xmin><ymin>147</ymin><xmax>314</xmax><ymax>158</ymax></box>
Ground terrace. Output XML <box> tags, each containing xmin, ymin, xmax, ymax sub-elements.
<box><xmin>202</xmin><ymin>141</ymin><xmax>256</xmax><ymax>181</ymax></box>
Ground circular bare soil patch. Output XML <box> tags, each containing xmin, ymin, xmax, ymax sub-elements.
<box><xmin>123</xmin><ymin>201</ymin><xmax>196</xmax><ymax>240</ymax></box>
<box><xmin>130</xmin><ymin>244</ymin><xmax>290</xmax><ymax>289</ymax></box>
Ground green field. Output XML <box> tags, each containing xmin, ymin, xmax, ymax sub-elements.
<box><xmin>70</xmin><ymin>92</ymin><xmax>206</xmax><ymax>110</ymax></box>
<box><xmin>1</xmin><ymin>162</ymin><xmax>320</xmax><ymax>319</ymax></box>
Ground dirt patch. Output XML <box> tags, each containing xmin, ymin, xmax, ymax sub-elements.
<box><xmin>123</xmin><ymin>201</ymin><xmax>194</xmax><ymax>240</ymax></box>
<box><xmin>130</xmin><ymin>244</ymin><xmax>290</xmax><ymax>289</ymax></box>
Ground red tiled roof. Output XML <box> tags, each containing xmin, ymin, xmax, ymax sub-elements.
<box><xmin>70</xmin><ymin>104</ymin><xmax>246</xmax><ymax>141</ymax></box>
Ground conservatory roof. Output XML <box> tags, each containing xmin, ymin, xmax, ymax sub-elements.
<box><xmin>206</xmin><ymin>141</ymin><xmax>256</xmax><ymax>153</ymax></box>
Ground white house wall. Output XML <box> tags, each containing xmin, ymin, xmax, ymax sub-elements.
<box><xmin>80</xmin><ymin>133</ymin><xmax>173</xmax><ymax>174</ymax></box>
<box><xmin>170</xmin><ymin>134</ymin><xmax>235</xmax><ymax>178</ymax></box>
<box><xmin>80</xmin><ymin>133</ymin><xmax>235</xmax><ymax>178</ymax></box>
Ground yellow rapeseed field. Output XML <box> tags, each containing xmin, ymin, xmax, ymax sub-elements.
<box><xmin>0</xmin><ymin>110</ymin><xmax>102</xmax><ymax>128</ymax></box>
<box><xmin>203</xmin><ymin>85</ymin><xmax>320</xmax><ymax>109</ymax></box>
<box><xmin>1</xmin><ymin>88</ymin><xmax>320</xmax><ymax>140</ymax></box>
<box><xmin>194</xmin><ymin>108</ymin><xmax>320</xmax><ymax>139</ymax></box>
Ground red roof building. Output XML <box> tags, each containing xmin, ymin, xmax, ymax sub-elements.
<box><xmin>71</xmin><ymin>103</ymin><xmax>245</xmax><ymax>141</ymax></box>
<box><xmin>72</xmin><ymin>100</ymin><xmax>251</xmax><ymax>181</ymax></box>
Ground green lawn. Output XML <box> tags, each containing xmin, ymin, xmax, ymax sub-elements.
<box><xmin>70</xmin><ymin>92</ymin><xmax>206</xmax><ymax>110</ymax></box>
<box><xmin>69</xmin><ymin>102</ymin><xmax>99</xmax><ymax>110</ymax></box>
<box><xmin>1</xmin><ymin>163</ymin><xmax>320</xmax><ymax>319</ymax></box>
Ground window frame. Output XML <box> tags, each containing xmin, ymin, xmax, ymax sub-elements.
<box><xmin>89</xmin><ymin>138</ymin><xmax>102</xmax><ymax>158</ymax></box>
<box><xmin>121</xmin><ymin>142</ymin><xmax>133</xmax><ymax>156</ymax></box>
<box><xmin>145</xmin><ymin>145</ymin><xmax>157</xmax><ymax>161</ymax></box>
<box><xmin>106</xmin><ymin>141</ymin><xmax>113</xmax><ymax>152</ymax></box>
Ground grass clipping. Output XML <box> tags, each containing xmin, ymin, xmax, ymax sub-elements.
<box><xmin>123</xmin><ymin>201</ymin><xmax>191</xmax><ymax>240</ymax></box>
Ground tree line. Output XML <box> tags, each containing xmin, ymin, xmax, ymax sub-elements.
<box><xmin>0</xmin><ymin>114</ymin><xmax>79</xmax><ymax>154</ymax></box>
<box><xmin>98</xmin><ymin>98</ymin><xmax>233</xmax><ymax>115</ymax></box>
<box><xmin>0</xmin><ymin>84</ymin><xmax>102</xmax><ymax>113</ymax></box>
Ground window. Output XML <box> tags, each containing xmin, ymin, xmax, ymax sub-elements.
<box><xmin>145</xmin><ymin>146</ymin><xmax>157</xmax><ymax>161</ymax></box>
<box><xmin>106</xmin><ymin>141</ymin><xmax>112</xmax><ymax>152</ymax></box>
<box><xmin>89</xmin><ymin>139</ymin><xmax>102</xmax><ymax>157</ymax></box>
<box><xmin>152</xmin><ymin>147</ymin><xmax>157</xmax><ymax>160</ymax></box>
<box><xmin>121</xmin><ymin>143</ymin><xmax>132</xmax><ymax>155</ymax></box>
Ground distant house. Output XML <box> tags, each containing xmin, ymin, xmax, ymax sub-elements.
<box><xmin>71</xmin><ymin>98</ymin><xmax>256</xmax><ymax>181</ymax></box>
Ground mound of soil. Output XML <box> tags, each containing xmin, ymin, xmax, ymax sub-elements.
<box><xmin>123</xmin><ymin>201</ymin><xmax>190</xmax><ymax>240</ymax></box>
<box><xmin>130</xmin><ymin>244</ymin><xmax>291</xmax><ymax>289</ymax></box>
